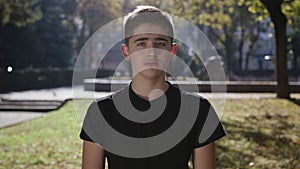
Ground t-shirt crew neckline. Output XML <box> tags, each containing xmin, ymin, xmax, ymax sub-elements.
<box><xmin>128</xmin><ymin>81</ymin><xmax>172</xmax><ymax>103</ymax></box>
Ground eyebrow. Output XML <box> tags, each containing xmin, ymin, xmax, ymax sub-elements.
<box><xmin>133</xmin><ymin>37</ymin><xmax>148</xmax><ymax>43</ymax></box>
<box><xmin>133</xmin><ymin>37</ymin><xmax>169</xmax><ymax>43</ymax></box>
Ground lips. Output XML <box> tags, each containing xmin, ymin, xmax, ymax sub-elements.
<box><xmin>144</xmin><ymin>62</ymin><xmax>159</xmax><ymax>67</ymax></box>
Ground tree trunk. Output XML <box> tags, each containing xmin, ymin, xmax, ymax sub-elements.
<box><xmin>238</xmin><ymin>28</ymin><xmax>245</xmax><ymax>72</ymax></box>
<box><xmin>245</xmin><ymin>31</ymin><xmax>259</xmax><ymax>72</ymax></box>
<box><xmin>291</xmin><ymin>34</ymin><xmax>299</xmax><ymax>72</ymax></box>
<box><xmin>260</xmin><ymin>0</ymin><xmax>290</xmax><ymax>99</ymax></box>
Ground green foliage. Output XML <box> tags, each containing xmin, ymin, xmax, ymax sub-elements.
<box><xmin>283</xmin><ymin>0</ymin><xmax>300</xmax><ymax>32</ymax></box>
<box><xmin>77</xmin><ymin>0</ymin><xmax>123</xmax><ymax>32</ymax></box>
<box><xmin>172</xmin><ymin>0</ymin><xmax>238</xmax><ymax>29</ymax></box>
<box><xmin>0</xmin><ymin>0</ymin><xmax>77</xmax><ymax>69</ymax></box>
<box><xmin>244</xmin><ymin>0</ymin><xmax>300</xmax><ymax>31</ymax></box>
<box><xmin>239</xmin><ymin>0</ymin><xmax>268</xmax><ymax>20</ymax></box>
<box><xmin>170</xmin><ymin>0</ymin><xmax>263</xmax><ymax>72</ymax></box>
<box><xmin>74</xmin><ymin>0</ymin><xmax>123</xmax><ymax>54</ymax></box>
<box><xmin>0</xmin><ymin>0</ymin><xmax>42</xmax><ymax>27</ymax></box>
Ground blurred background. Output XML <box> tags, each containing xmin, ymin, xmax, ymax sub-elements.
<box><xmin>0</xmin><ymin>1</ymin><xmax>300</xmax><ymax>168</ymax></box>
<box><xmin>0</xmin><ymin>0</ymin><xmax>299</xmax><ymax>97</ymax></box>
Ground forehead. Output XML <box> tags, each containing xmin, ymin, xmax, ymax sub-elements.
<box><xmin>130</xmin><ymin>33</ymin><xmax>171</xmax><ymax>43</ymax></box>
<box><xmin>131</xmin><ymin>23</ymin><xmax>171</xmax><ymax>38</ymax></box>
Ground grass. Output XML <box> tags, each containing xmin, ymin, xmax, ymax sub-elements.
<box><xmin>0</xmin><ymin>101</ymin><xmax>84</xmax><ymax>169</ymax></box>
<box><xmin>216</xmin><ymin>98</ymin><xmax>300</xmax><ymax>169</ymax></box>
<box><xmin>0</xmin><ymin>98</ymin><xmax>299</xmax><ymax>169</ymax></box>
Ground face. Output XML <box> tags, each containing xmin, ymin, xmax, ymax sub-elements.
<box><xmin>122</xmin><ymin>23</ymin><xmax>177</xmax><ymax>80</ymax></box>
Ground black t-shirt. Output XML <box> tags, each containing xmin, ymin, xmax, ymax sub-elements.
<box><xmin>80</xmin><ymin>82</ymin><xmax>226</xmax><ymax>169</ymax></box>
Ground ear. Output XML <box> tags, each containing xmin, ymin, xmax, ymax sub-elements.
<box><xmin>170</xmin><ymin>43</ymin><xmax>177</xmax><ymax>58</ymax></box>
<box><xmin>121</xmin><ymin>44</ymin><xmax>130</xmax><ymax>60</ymax></box>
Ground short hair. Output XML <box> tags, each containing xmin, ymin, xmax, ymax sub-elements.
<box><xmin>123</xmin><ymin>6</ymin><xmax>174</xmax><ymax>46</ymax></box>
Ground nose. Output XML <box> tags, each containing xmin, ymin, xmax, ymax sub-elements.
<box><xmin>146</xmin><ymin>47</ymin><xmax>156</xmax><ymax>57</ymax></box>
<box><xmin>146</xmin><ymin>42</ymin><xmax>156</xmax><ymax>57</ymax></box>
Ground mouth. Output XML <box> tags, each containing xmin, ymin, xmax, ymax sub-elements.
<box><xmin>144</xmin><ymin>62</ymin><xmax>159</xmax><ymax>67</ymax></box>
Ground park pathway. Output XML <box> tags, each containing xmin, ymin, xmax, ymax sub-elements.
<box><xmin>0</xmin><ymin>85</ymin><xmax>299</xmax><ymax>128</ymax></box>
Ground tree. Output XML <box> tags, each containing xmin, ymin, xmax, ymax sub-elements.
<box><xmin>0</xmin><ymin>0</ymin><xmax>43</xmax><ymax>70</ymax></box>
<box><xmin>244</xmin><ymin>0</ymin><xmax>299</xmax><ymax>98</ymax></box>
<box><xmin>259</xmin><ymin>0</ymin><xmax>290</xmax><ymax>98</ymax></box>
<box><xmin>75</xmin><ymin>0</ymin><xmax>123</xmax><ymax>53</ymax></box>
<box><xmin>1</xmin><ymin>0</ymin><xmax>78</xmax><ymax>70</ymax></box>
<box><xmin>242</xmin><ymin>0</ymin><xmax>300</xmax><ymax>98</ymax></box>
<box><xmin>285</xmin><ymin>0</ymin><xmax>300</xmax><ymax>77</ymax></box>
<box><xmin>171</xmin><ymin>0</ymin><xmax>260</xmax><ymax>73</ymax></box>
<box><xmin>243</xmin><ymin>0</ymin><xmax>300</xmax><ymax>98</ymax></box>
<box><xmin>0</xmin><ymin>0</ymin><xmax>42</xmax><ymax>27</ymax></box>
<box><xmin>171</xmin><ymin>0</ymin><xmax>299</xmax><ymax>98</ymax></box>
<box><xmin>33</xmin><ymin>0</ymin><xmax>77</xmax><ymax>68</ymax></box>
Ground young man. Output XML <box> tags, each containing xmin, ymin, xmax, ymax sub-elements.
<box><xmin>80</xmin><ymin>6</ymin><xmax>226</xmax><ymax>169</ymax></box>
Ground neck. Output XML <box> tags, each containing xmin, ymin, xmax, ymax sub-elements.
<box><xmin>131</xmin><ymin>74</ymin><xmax>169</xmax><ymax>101</ymax></box>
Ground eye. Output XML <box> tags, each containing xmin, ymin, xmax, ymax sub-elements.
<box><xmin>156</xmin><ymin>42</ymin><xmax>166</xmax><ymax>47</ymax></box>
<box><xmin>137</xmin><ymin>42</ymin><xmax>146</xmax><ymax>46</ymax></box>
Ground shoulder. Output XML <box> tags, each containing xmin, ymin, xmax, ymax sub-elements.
<box><xmin>176</xmin><ymin>87</ymin><xmax>210</xmax><ymax>106</ymax></box>
<box><xmin>181</xmin><ymin>90</ymin><xmax>207</xmax><ymax>101</ymax></box>
<box><xmin>94</xmin><ymin>94</ymin><xmax>114</xmax><ymax>106</ymax></box>
<box><xmin>85</xmin><ymin>94</ymin><xmax>113</xmax><ymax>112</ymax></box>
<box><xmin>169</xmin><ymin>82</ymin><xmax>205</xmax><ymax>100</ymax></box>
<box><xmin>169</xmin><ymin>84</ymin><xmax>212</xmax><ymax>114</ymax></box>
<box><xmin>89</xmin><ymin>85</ymin><xmax>129</xmax><ymax>110</ymax></box>
<box><xmin>84</xmin><ymin>95</ymin><xmax>112</xmax><ymax>118</ymax></box>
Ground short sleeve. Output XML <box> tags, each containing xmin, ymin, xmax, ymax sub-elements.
<box><xmin>79</xmin><ymin>101</ymin><xmax>98</xmax><ymax>142</ymax></box>
<box><xmin>80</xmin><ymin>128</ymin><xmax>93</xmax><ymax>142</ymax></box>
<box><xmin>193</xmin><ymin>99</ymin><xmax>226</xmax><ymax>148</ymax></box>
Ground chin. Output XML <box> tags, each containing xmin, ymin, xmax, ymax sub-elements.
<box><xmin>138</xmin><ymin>69</ymin><xmax>165</xmax><ymax>80</ymax></box>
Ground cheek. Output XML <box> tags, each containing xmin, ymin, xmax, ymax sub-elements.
<box><xmin>158</xmin><ymin>50</ymin><xmax>173</xmax><ymax>60</ymax></box>
<box><xmin>130</xmin><ymin>55</ymin><xmax>144</xmax><ymax>67</ymax></box>
<box><xmin>160</xmin><ymin>58</ymin><xmax>171</xmax><ymax>68</ymax></box>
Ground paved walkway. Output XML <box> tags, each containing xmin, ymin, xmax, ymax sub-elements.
<box><xmin>0</xmin><ymin>111</ymin><xmax>45</xmax><ymax>128</ymax></box>
<box><xmin>0</xmin><ymin>85</ymin><xmax>299</xmax><ymax>129</ymax></box>
<box><xmin>0</xmin><ymin>86</ymin><xmax>111</xmax><ymax>128</ymax></box>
